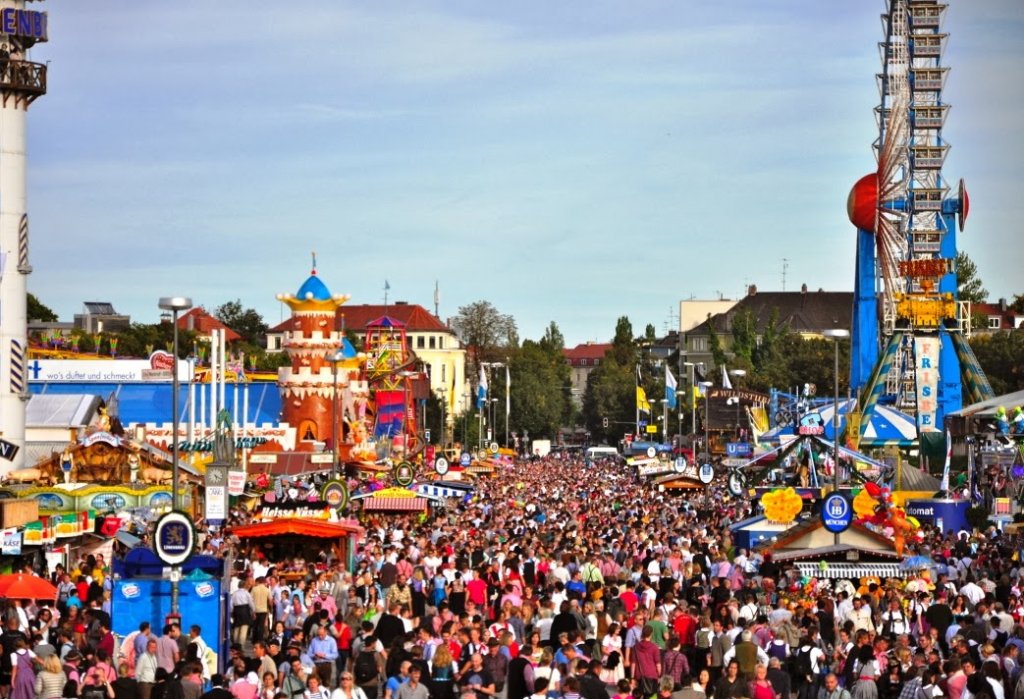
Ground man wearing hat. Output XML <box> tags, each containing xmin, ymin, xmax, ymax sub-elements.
<box><xmin>481</xmin><ymin>639</ymin><xmax>508</xmax><ymax>699</ymax></box>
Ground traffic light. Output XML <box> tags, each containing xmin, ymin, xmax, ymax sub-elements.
<box><xmin>602</xmin><ymin>417</ymin><xmax>609</xmax><ymax>428</ymax></box>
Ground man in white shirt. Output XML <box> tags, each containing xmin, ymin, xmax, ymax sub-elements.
<box><xmin>960</xmin><ymin>577</ymin><xmax>985</xmax><ymax>608</ymax></box>
<box><xmin>845</xmin><ymin>597</ymin><xmax>875</xmax><ymax>634</ymax></box>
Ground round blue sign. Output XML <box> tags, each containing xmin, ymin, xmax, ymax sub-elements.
<box><xmin>460</xmin><ymin>452</ymin><xmax>472</xmax><ymax>467</ymax></box>
<box><xmin>821</xmin><ymin>493</ymin><xmax>853</xmax><ymax>534</ymax></box>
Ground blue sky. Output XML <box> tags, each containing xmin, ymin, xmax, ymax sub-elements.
<box><xmin>26</xmin><ymin>1</ymin><xmax>1024</xmax><ymax>346</ymax></box>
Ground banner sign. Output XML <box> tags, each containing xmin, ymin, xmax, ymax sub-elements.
<box><xmin>27</xmin><ymin>352</ymin><xmax>191</xmax><ymax>383</ymax></box>
<box><xmin>258</xmin><ymin>502</ymin><xmax>335</xmax><ymax>520</ymax></box>
<box><xmin>914</xmin><ymin>337</ymin><xmax>940</xmax><ymax>431</ymax></box>
<box><xmin>227</xmin><ymin>471</ymin><xmax>247</xmax><ymax>496</ymax></box>
<box><xmin>205</xmin><ymin>486</ymin><xmax>227</xmax><ymax>522</ymax></box>
<box><xmin>0</xmin><ymin>9</ymin><xmax>47</xmax><ymax>41</ymax></box>
<box><xmin>1</xmin><ymin>528</ymin><xmax>21</xmax><ymax>555</ymax></box>
<box><xmin>636</xmin><ymin>462</ymin><xmax>674</xmax><ymax>477</ymax></box>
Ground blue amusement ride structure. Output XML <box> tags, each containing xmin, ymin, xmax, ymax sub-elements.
<box><xmin>845</xmin><ymin>0</ymin><xmax>993</xmax><ymax>449</ymax></box>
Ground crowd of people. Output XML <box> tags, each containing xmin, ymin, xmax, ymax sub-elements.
<box><xmin>4</xmin><ymin>454</ymin><xmax>1024</xmax><ymax>699</ymax></box>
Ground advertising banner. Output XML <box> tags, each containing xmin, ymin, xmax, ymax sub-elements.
<box><xmin>914</xmin><ymin>337</ymin><xmax>940</xmax><ymax>431</ymax></box>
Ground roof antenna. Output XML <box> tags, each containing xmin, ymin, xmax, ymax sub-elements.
<box><xmin>434</xmin><ymin>280</ymin><xmax>441</xmax><ymax>318</ymax></box>
<box><xmin>781</xmin><ymin>257</ymin><xmax>789</xmax><ymax>291</ymax></box>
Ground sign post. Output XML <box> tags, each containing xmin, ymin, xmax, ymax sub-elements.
<box><xmin>153</xmin><ymin>510</ymin><xmax>196</xmax><ymax>621</ymax></box>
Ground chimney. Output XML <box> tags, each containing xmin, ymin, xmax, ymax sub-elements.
<box><xmin>747</xmin><ymin>284</ymin><xmax>757</xmax><ymax>297</ymax></box>
<box><xmin>801</xmin><ymin>284</ymin><xmax>808</xmax><ymax>294</ymax></box>
<box><xmin>1000</xmin><ymin>298</ymin><xmax>1008</xmax><ymax>312</ymax></box>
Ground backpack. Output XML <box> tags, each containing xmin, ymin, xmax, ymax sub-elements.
<box><xmin>795</xmin><ymin>647</ymin><xmax>813</xmax><ymax>678</ymax></box>
<box><xmin>354</xmin><ymin>650</ymin><xmax>379</xmax><ymax>684</ymax></box>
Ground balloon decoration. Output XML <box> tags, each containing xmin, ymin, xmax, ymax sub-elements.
<box><xmin>851</xmin><ymin>480</ymin><xmax>920</xmax><ymax>556</ymax></box>
<box><xmin>761</xmin><ymin>487</ymin><xmax>803</xmax><ymax>524</ymax></box>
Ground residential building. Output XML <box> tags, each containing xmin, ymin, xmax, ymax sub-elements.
<box><xmin>681</xmin><ymin>285</ymin><xmax>853</xmax><ymax>371</ymax></box>
<box><xmin>268</xmin><ymin>301</ymin><xmax>469</xmax><ymax>413</ymax></box>
<box><xmin>173</xmin><ymin>307</ymin><xmax>242</xmax><ymax>343</ymax></box>
<box><xmin>73</xmin><ymin>302</ymin><xmax>130</xmax><ymax>334</ymax></box>
<box><xmin>563</xmin><ymin>342</ymin><xmax>612</xmax><ymax>406</ymax></box>
<box><xmin>679</xmin><ymin>299</ymin><xmax>739</xmax><ymax>332</ymax></box>
<box><xmin>973</xmin><ymin>299</ymin><xmax>1024</xmax><ymax>332</ymax></box>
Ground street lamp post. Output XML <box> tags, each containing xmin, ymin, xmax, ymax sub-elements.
<box><xmin>684</xmin><ymin>362</ymin><xmax>696</xmax><ymax>437</ymax></box>
<box><xmin>659</xmin><ymin>398</ymin><xmax>669</xmax><ymax>445</ymax></box>
<box><xmin>729</xmin><ymin>369</ymin><xmax>747</xmax><ymax>438</ymax></box>
<box><xmin>436</xmin><ymin>388</ymin><xmax>446</xmax><ymax>447</ymax></box>
<box><xmin>823</xmin><ymin>328</ymin><xmax>850</xmax><ymax>545</ymax></box>
<box><xmin>158</xmin><ymin>297</ymin><xmax>193</xmax><ymax>511</ymax></box>
<box><xmin>329</xmin><ymin>348</ymin><xmax>346</xmax><ymax>476</ymax></box>
<box><xmin>157</xmin><ymin>296</ymin><xmax>192</xmax><ymax>619</ymax></box>
<box><xmin>698</xmin><ymin>381</ymin><xmax>714</xmax><ymax>462</ymax></box>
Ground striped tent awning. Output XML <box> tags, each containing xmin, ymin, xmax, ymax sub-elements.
<box><xmin>415</xmin><ymin>484</ymin><xmax>471</xmax><ymax>499</ymax></box>
<box><xmin>362</xmin><ymin>497</ymin><xmax>428</xmax><ymax>512</ymax></box>
<box><xmin>795</xmin><ymin>561</ymin><xmax>906</xmax><ymax>580</ymax></box>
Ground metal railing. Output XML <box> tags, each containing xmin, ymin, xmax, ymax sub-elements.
<box><xmin>0</xmin><ymin>60</ymin><xmax>47</xmax><ymax>104</ymax></box>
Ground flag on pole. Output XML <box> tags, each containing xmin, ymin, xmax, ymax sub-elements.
<box><xmin>665</xmin><ymin>365</ymin><xmax>678</xmax><ymax>410</ymax></box>
<box><xmin>476</xmin><ymin>364</ymin><xmax>487</xmax><ymax>410</ymax></box>
<box><xmin>636</xmin><ymin>365</ymin><xmax>651</xmax><ymax>413</ymax></box>
<box><xmin>721</xmin><ymin>365</ymin><xmax>732</xmax><ymax>390</ymax></box>
<box><xmin>637</xmin><ymin>386</ymin><xmax>651</xmax><ymax>414</ymax></box>
<box><xmin>505</xmin><ymin>364</ymin><xmax>511</xmax><ymax>424</ymax></box>
<box><xmin>940</xmin><ymin>430</ymin><xmax>951</xmax><ymax>492</ymax></box>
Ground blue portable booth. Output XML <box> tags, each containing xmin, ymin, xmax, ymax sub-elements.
<box><xmin>111</xmin><ymin>550</ymin><xmax>229</xmax><ymax>673</ymax></box>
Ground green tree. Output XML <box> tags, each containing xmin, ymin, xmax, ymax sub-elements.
<box><xmin>537</xmin><ymin>321</ymin><xmax>573</xmax><ymax>425</ymax></box>
<box><xmin>970</xmin><ymin>330</ymin><xmax>1024</xmax><ymax>395</ymax></box>
<box><xmin>756</xmin><ymin>335</ymin><xmax>849</xmax><ymax>397</ymax></box>
<box><xmin>707</xmin><ymin>315</ymin><xmax>728</xmax><ymax>368</ymax></box>
<box><xmin>956</xmin><ymin>251</ymin><xmax>988</xmax><ymax>304</ymax></box>
<box><xmin>214</xmin><ymin>300</ymin><xmax>268</xmax><ymax>346</ymax></box>
<box><xmin>27</xmin><ymin>293</ymin><xmax>57</xmax><ymax>322</ymax></box>
<box><xmin>582</xmin><ymin>315</ymin><xmax>660</xmax><ymax>443</ymax></box>
<box><xmin>730</xmin><ymin>309</ymin><xmax>758</xmax><ymax>365</ymax></box>
<box><xmin>508</xmin><ymin>340</ymin><xmax>568</xmax><ymax>439</ymax></box>
<box><xmin>582</xmin><ymin>360</ymin><xmax>634</xmax><ymax>443</ymax></box>
<box><xmin>450</xmin><ymin>300</ymin><xmax>517</xmax><ymax>381</ymax></box>
<box><xmin>608</xmin><ymin>316</ymin><xmax>635</xmax><ymax>365</ymax></box>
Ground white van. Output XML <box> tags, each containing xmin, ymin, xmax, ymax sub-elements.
<box><xmin>585</xmin><ymin>446</ymin><xmax>620</xmax><ymax>461</ymax></box>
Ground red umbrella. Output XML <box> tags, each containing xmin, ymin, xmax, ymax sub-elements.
<box><xmin>0</xmin><ymin>573</ymin><xmax>58</xmax><ymax>600</ymax></box>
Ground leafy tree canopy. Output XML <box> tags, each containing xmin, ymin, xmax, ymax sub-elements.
<box><xmin>214</xmin><ymin>299</ymin><xmax>268</xmax><ymax>346</ymax></box>
<box><xmin>27</xmin><ymin>293</ymin><xmax>57</xmax><ymax>322</ymax></box>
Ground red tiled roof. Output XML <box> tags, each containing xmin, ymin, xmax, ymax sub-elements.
<box><xmin>337</xmin><ymin>304</ymin><xmax>452</xmax><ymax>333</ymax></box>
<box><xmin>563</xmin><ymin>343</ymin><xmax>612</xmax><ymax>361</ymax></box>
<box><xmin>973</xmin><ymin>303</ymin><xmax>1022</xmax><ymax>330</ymax></box>
<box><xmin>268</xmin><ymin>318</ymin><xmax>291</xmax><ymax>333</ymax></box>
<box><xmin>270</xmin><ymin>304</ymin><xmax>454</xmax><ymax>335</ymax></box>
<box><xmin>177</xmin><ymin>308</ymin><xmax>242</xmax><ymax>342</ymax></box>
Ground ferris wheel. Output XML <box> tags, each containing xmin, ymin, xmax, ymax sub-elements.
<box><xmin>846</xmin><ymin>0</ymin><xmax>992</xmax><ymax>447</ymax></box>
